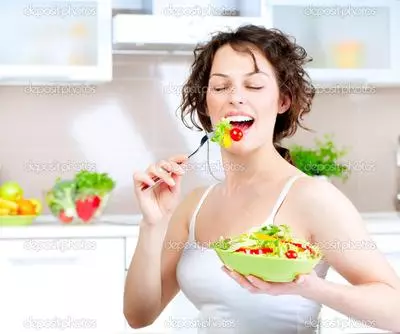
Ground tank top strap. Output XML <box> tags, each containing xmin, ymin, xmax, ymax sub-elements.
<box><xmin>188</xmin><ymin>183</ymin><xmax>218</xmax><ymax>241</ymax></box>
<box><xmin>264</xmin><ymin>174</ymin><xmax>307</xmax><ymax>225</ymax></box>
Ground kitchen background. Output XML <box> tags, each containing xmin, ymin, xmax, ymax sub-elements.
<box><xmin>1</xmin><ymin>1</ymin><xmax>400</xmax><ymax>334</ymax></box>
<box><xmin>0</xmin><ymin>0</ymin><xmax>400</xmax><ymax>215</ymax></box>
<box><xmin>0</xmin><ymin>54</ymin><xmax>399</xmax><ymax>214</ymax></box>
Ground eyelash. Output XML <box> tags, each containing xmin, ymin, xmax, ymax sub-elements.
<box><xmin>213</xmin><ymin>86</ymin><xmax>264</xmax><ymax>92</ymax></box>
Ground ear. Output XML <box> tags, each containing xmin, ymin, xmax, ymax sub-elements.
<box><xmin>278</xmin><ymin>94</ymin><xmax>291</xmax><ymax>114</ymax></box>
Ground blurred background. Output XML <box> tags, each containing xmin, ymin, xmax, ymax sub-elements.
<box><xmin>1</xmin><ymin>1</ymin><xmax>400</xmax><ymax>334</ymax></box>
<box><xmin>1</xmin><ymin>0</ymin><xmax>399</xmax><ymax>215</ymax></box>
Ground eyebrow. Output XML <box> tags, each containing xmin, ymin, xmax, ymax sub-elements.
<box><xmin>210</xmin><ymin>71</ymin><xmax>270</xmax><ymax>78</ymax></box>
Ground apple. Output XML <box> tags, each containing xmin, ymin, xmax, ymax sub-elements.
<box><xmin>0</xmin><ymin>182</ymin><xmax>24</xmax><ymax>201</ymax></box>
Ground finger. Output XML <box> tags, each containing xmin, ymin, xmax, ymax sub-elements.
<box><xmin>160</xmin><ymin>160</ymin><xmax>185</xmax><ymax>175</ymax></box>
<box><xmin>223</xmin><ymin>268</ymin><xmax>260</xmax><ymax>293</ymax></box>
<box><xmin>170</xmin><ymin>172</ymin><xmax>183</xmax><ymax>192</ymax></box>
<box><xmin>133</xmin><ymin>172</ymin><xmax>156</xmax><ymax>189</ymax></box>
<box><xmin>147</xmin><ymin>164</ymin><xmax>175</xmax><ymax>187</ymax></box>
<box><xmin>245</xmin><ymin>275</ymin><xmax>272</xmax><ymax>291</ymax></box>
<box><xmin>169</xmin><ymin>154</ymin><xmax>189</xmax><ymax>164</ymax></box>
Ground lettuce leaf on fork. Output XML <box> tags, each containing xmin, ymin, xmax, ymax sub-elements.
<box><xmin>210</xmin><ymin>118</ymin><xmax>232</xmax><ymax>148</ymax></box>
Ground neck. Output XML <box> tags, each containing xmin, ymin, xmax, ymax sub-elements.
<box><xmin>220</xmin><ymin>143</ymin><xmax>295</xmax><ymax>192</ymax></box>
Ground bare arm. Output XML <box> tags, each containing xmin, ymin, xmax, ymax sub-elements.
<box><xmin>296</xmin><ymin>179</ymin><xmax>400</xmax><ymax>332</ymax></box>
<box><xmin>123</xmin><ymin>187</ymin><xmax>204</xmax><ymax>328</ymax></box>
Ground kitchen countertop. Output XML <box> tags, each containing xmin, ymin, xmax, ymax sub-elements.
<box><xmin>0</xmin><ymin>212</ymin><xmax>399</xmax><ymax>239</ymax></box>
<box><xmin>0</xmin><ymin>214</ymin><xmax>142</xmax><ymax>239</ymax></box>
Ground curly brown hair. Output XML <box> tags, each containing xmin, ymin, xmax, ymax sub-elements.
<box><xmin>178</xmin><ymin>24</ymin><xmax>315</xmax><ymax>163</ymax></box>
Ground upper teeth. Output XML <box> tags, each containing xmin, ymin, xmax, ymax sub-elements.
<box><xmin>225</xmin><ymin>115</ymin><xmax>254</xmax><ymax>122</ymax></box>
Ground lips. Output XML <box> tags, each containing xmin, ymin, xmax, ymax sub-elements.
<box><xmin>224</xmin><ymin>114</ymin><xmax>255</xmax><ymax>132</ymax></box>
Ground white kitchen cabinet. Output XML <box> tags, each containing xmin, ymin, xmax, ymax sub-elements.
<box><xmin>112</xmin><ymin>0</ymin><xmax>270</xmax><ymax>52</ymax></box>
<box><xmin>0</xmin><ymin>238</ymin><xmax>126</xmax><ymax>333</ymax></box>
<box><xmin>0</xmin><ymin>0</ymin><xmax>112</xmax><ymax>84</ymax></box>
<box><xmin>264</xmin><ymin>0</ymin><xmax>400</xmax><ymax>86</ymax></box>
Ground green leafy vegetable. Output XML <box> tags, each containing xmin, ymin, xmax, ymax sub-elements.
<box><xmin>45</xmin><ymin>171</ymin><xmax>116</xmax><ymax>221</ymax></box>
<box><xmin>290</xmin><ymin>134</ymin><xmax>350</xmax><ymax>181</ymax></box>
<box><xmin>210</xmin><ymin>118</ymin><xmax>232</xmax><ymax>147</ymax></box>
<box><xmin>74</xmin><ymin>171</ymin><xmax>116</xmax><ymax>197</ymax></box>
<box><xmin>45</xmin><ymin>179</ymin><xmax>77</xmax><ymax>216</ymax></box>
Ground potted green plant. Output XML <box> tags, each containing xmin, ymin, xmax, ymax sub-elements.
<box><xmin>289</xmin><ymin>134</ymin><xmax>350</xmax><ymax>182</ymax></box>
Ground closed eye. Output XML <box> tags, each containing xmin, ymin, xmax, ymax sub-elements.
<box><xmin>247</xmin><ymin>86</ymin><xmax>263</xmax><ymax>90</ymax></box>
<box><xmin>212</xmin><ymin>87</ymin><xmax>228</xmax><ymax>92</ymax></box>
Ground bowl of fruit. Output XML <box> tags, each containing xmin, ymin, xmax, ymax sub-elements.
<box><xmin>0</xmin><ymin>181</ymin><xmax>42</xmax><ymax>226</ymax></box>
<box><xmin>45</xmin><ymin>170</ymin><xmax>115</xmax><ymax>224</ymax></box>
<box><xmin>211</xmin><ymin>224</ymin><xmax>322</xmax><ymax>283</ymax></box>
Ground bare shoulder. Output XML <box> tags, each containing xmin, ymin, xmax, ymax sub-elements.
<box><xmin>289</xmin><ymin>176</ymin><xmax>364</xmax><ymax>236</ymax></box>
<box><xmin>289</xmin><ymin>177</ymin><xmax>400</xmax><ymax>288</ymax></box>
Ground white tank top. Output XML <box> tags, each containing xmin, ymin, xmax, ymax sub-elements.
<box><xmin>176</xmin><ymin>175</ymin><xmax>330</xmax><ymax>334</ymax></box>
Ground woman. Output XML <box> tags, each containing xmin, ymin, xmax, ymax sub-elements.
<box><xmin>124</xmin><ymin>25</ymin><xmax>400</xmax><ymax>333</ymax></box>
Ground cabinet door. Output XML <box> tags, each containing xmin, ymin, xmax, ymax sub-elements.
<box><xmin>264</xmin><ymin>0</ymin><xmax>400</xmax><ymax>86</ymax></box>
<box><xmin>0</xmin><ymin>238</ymin><xmax>126</xmax><ymax>333</ymax></box>
<box><xmin>0</xmin><ymin>0</ymin><xmax>112</xmax><ymax>84</ymax></box>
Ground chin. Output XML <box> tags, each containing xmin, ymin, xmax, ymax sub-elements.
<box><xmin>225</xmin><ymin>141</ymin><xmax>259</xmax><ymax>155</ymax></box>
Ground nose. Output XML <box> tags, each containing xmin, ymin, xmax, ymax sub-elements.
<box><xmin>228</xmin><ymin>86</ymin><xmax>246</xmax><ymax>105</ymax></box>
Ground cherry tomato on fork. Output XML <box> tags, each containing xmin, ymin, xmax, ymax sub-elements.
<box><xmin>230</xmin><ymin>128</ymin><xmax>243</xmax><ymax>141</ymax></box>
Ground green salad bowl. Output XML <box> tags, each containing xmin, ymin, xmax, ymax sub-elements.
<box><xmin>215</xmin><ymin>248</ymin><xmax>322</xmax><ymax>282</ymax></box>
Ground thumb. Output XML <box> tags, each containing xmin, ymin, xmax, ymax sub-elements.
<box><xmin>294</xmin><ymin>274</ymin><xmax>306</xmax><ymax>285</ymax></box>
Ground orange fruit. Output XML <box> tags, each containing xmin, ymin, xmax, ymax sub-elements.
<box><xmin>16</xmin><ymin>199</ymin><xmax>36</xmax><ymax>215</ymax></box>
<box><xmin>28</xmin><ymin>199</ymin><xmax>42</xmax><ymax>215</ymax></box>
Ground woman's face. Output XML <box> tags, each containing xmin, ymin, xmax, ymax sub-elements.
<box><xmin>206</xmin><ymin>44</ymin><xmax>290</xmax><ymax>154</ymax></box>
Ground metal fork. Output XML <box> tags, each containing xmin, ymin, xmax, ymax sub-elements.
<box><xmin>141</xmin><ymin>134</ymin><xmax>209</xmax><ymax>191</ymax></box>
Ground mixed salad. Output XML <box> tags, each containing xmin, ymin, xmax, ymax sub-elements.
<box><xmin>45</xmin><ymin>171</ymin><xmax>116</xmax><ymax>223</ymax></box>
<box><xmin>211</xmin><ymin>118</ymin><xmax>243</xmax><ymax>148</ymax></box>
<box><xmin>211</xmin><ymin>224</ymin><xmax>321</xmax><ymax>260</ymax></box>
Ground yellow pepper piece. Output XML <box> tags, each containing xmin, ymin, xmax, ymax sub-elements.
<box><xmin>254</xmin><ymin>233</ymin><xmax>276</xmax><ymax>241</ymax></box>
<box><xmin>222</xmin><ymin>132</ymin><xmax>232</xmax><ymax>148</ymax></box>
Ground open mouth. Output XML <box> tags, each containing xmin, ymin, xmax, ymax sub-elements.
<box><xmin>226</xmin><ymin>115</ymin><xmax>255</xmax><ymax>131</ymax></box>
